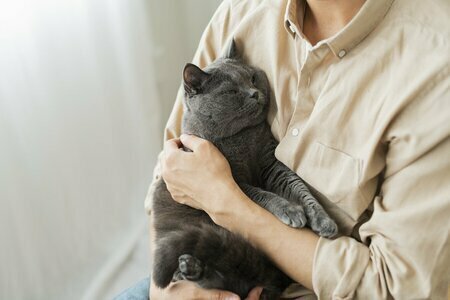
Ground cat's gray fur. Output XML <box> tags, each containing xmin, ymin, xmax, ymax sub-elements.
<box><xmin>151</xmin><ymin>39</ymin><xmax>338</xmax><ymax>299</ymax></box>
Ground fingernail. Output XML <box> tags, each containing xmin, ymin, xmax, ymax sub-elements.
<box><xmin>225</xmin><ymin>295</ymin><xmax>240</xmax><ymax>300</ymax></box>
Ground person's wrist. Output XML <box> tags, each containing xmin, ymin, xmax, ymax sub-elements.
<box><xmin>209</xmin><ymin>179</ymin><xmax>252</xmax><ymax>229</ymax></box>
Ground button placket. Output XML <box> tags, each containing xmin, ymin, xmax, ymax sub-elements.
<box><xmin>285</xmin><ymin>41</ymin><xmax>327</xmax><ymax>141</ymax></box>
<box><xmin>288</xmin><ymin>47</ymin><xmax>323</xmax><ymax>138</ymax></box>
<box><xmin>285</xmin><ymin>42</ymin><xmax>310</xmax><ymax>137</ymax></box>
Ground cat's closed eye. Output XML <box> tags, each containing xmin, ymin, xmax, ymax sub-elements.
<box><xmin>227</xmin><ymin>89</ymin><xmax>239</xmax><ymax>95</ymax></box>
<box><xmin>216</xmin><ymin>89</ymin><xmax>239</xmax><ymax>96</ymax></box>
<box><xmin>251</xmin><ymin>74</ymin><xmax>257</xmax><ymax>85</ymax></box>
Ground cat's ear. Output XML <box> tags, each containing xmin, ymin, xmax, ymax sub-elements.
<box><xmin>183</xmin><ymin>63</ymin><xmax>209</xmax><ymax>95</ymax></box>
<box><xmin>224</xmin><ymin>38</ymin><xmax>240</xmax><ymax>59</ymax></box>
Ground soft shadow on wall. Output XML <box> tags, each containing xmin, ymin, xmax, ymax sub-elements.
<box><xmin>0</xmin><ymin>0</ymin><xmax>220</xmax><ymax>299</ymax></box>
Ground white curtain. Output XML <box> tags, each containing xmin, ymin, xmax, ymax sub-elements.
<box><xmin>0</xmin><ymin>0</ymin><xmax>220</xmax><ymax>299</ymax></box>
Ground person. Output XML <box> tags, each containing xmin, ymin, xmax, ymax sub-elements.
<box><xmin>117</xmin><ymin>0</ymin><xmax>450</xmax><ymax>299</ymax></box>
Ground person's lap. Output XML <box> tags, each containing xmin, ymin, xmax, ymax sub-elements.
<box><xmin>114</xmin><ymin>277</ymin><xmax>150</xmax><ymax>300</ymax></box>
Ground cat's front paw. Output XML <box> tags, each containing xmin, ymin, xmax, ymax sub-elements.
<box><xmin>274</xmin><ymin>204</ymin><xmax>307</xmax><ymax>228</ymax></box>
<box><xmin>178</xmin><ymin>254</ymin><xmax>204</xmax><ymax>281</ymax></box>
<box><xmin>305</xmin><ymin>206</ymin><xmax>339</xmax><ymax>238</ymax></box>
<box><xmin>316</xmin><ymin>217</ymin><xmax>338</xmax><ymax>238</ymax></box>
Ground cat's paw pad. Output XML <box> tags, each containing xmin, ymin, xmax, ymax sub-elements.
<box><xmin>178</xmin><ymin>254</ymin><xmax>204</xmax><ymax>281</ymax></box>
<box><xmin>172</xmin><ymin>268</ymin><xmax>184</xmax><ymax>282</ymax></box>
<box><xmin>275</xmin><ymin>204</ymin><xmax>307</xmax><ymax>228</ymax></box>
<box><xmin>316</xmin><ymin>217</ymin><xmax>338</xmax><ymax>238</ymax></box>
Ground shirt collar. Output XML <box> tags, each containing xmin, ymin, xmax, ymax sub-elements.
<box><xmin>284</xmin><ymin>0</ymin><xmax>302</xmax><ymax>39</ymax></box>
<box><xmin>284</xmin><ymin>0</ymin><xmax>395</xmax><ymax>58</ymax></box>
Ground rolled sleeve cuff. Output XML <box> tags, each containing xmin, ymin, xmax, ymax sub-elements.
<box><xmin>312</xmin><ymin>236</ymin><xmax>370</xmax><ymax>300</ymax></box>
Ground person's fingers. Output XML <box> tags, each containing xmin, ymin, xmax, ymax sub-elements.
<box><xmin>244</xmin><ymin>287</ymin><xmax>263</xmax><ymax>300</ymax></box>
<box><xmin>196</xmin><ymin>287</ymin><xmax>240</xmax><ymax>300</ymax></box>
<box><xmin>163</xmin><ymin>280</ymin><xmax>240</xmax><ymax>300</ymax></box>
<box><xmin>167</xmin><ymin>188</ymin><xmax>198</xmax><ymax>207</ymax></box>
<box><xmin>180</xmin><ymin>134</ymin><xmax>210</xmax><ymax>152</ymax></box>
<box><xmin>162</xmin><ymin>138</ymin><xmax>185</xmax><ymax>176</ymax></box>
<box><xmin>164</xmin><ymin>138</ymin><xmax>182</xmax><ymax>152</ymax></box>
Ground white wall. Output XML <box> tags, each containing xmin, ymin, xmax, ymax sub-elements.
<box><xmin>148</xmin><ymin>0</ymin><xmax>222</xmax><ymax>123</ymax></box>
<box><xmin>0</xmin><ymin>1</ymin><xmax>221</xmax><ymax>299</ymax></box>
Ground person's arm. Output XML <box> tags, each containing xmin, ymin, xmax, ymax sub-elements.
<box><xmin>307</xmin><ymin>71</ymin><xmax>450</xmax><ymax>299</ymax></box>
<box><xmin>162</xmin><ymin>69</ymin><xmax>450</xmax><ymax>298</ymax></box>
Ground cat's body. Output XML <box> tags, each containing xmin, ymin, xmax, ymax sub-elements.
<box><xmin>152</xmin><ymin>40</ymin><xmax>338</xmax><ymax>299</ymax></box>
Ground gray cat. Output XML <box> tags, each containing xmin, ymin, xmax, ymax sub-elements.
<box><xmin>151</xmin><ymin>40</ymin><xmax>338</xmax><ymax>299</ymax></box>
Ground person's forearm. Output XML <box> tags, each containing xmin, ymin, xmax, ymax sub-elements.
<box><xmin>213</xmin><ymin>184</ymin><xmax>319</xmax><ymax>290</ymax></box>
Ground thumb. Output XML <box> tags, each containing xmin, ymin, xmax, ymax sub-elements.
<box><xmin>245</xmin><ymin>287</ymin><xmax>263</xmax><ymax>300</ymax></box>
<box><xmin>180</xmin><ymin>134</ymin><xmax>207</xmax><ymax>152</ymax></box>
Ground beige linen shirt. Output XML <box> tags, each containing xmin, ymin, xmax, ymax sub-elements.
<box><xmin>145</xmin><ymin>0</ymin><xmax>450</xmax><ymax>298</ymax></box>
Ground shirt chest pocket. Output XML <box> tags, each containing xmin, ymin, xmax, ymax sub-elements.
<box><xmin>298</xmin><ymin>142</ymin><xmax>370</xmax><ymax>222</ymax></box>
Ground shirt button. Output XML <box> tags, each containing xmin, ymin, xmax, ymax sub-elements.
<box><xmin>289</xmin><ymin>24</ymin><xmax>296</xmax><ymax>34</ymax></box>
<box><xmin>338</xmin><ymin>49</ymin><xmax>347</xmax><ymax>58</ymax></box>
<box><xmin>291</xmin><ymin>128</ymin><xmax>299</xmax><ymax>137</ymax></box>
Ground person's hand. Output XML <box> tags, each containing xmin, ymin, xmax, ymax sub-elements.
<box><xmin>150</xmin><ymin>280</ymin><xmax>263</xmax><ymax>300</ymax></box>
<box><xmin>161</xmin><ymin>134</ymin><xmax>238</xmax><ymax>216</ymax></box>
<box><xmin>150</xmin><ymin>280</ymin><xmax>239</xmax><ymax>300</ymax></box>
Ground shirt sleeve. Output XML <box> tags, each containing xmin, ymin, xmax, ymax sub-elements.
<box><xmin>145</xmin><ymin>0</ymin><xmax>235</xmax><ymax>214</ymax></box>
<box><xmin>312</xmin><ymin>69</ymin><xmax>450</xmax><ymax>299</ymax></box>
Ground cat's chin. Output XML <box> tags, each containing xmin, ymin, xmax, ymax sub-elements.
<box><xmin>257</xmin><ymin>96</ymin><xmax>267</xmax><ymax>106</ymax></box>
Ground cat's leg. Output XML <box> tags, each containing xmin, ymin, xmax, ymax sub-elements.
<box><xmin>157</xmin><ymin>223</ymin><xmax>290</xmax><ymax>298</ymax></box>
<box><xmin>152</xmin><ymin>225</ymin><xmax>241</xmax><ymax>293</ymax></box>
<box><xmin>260</xmin><ymin>159</ymin><xmax>338</xmax><ymax>237</ymax></box>
<box><xmin>294</xmin><ymin>183</ymin><xmax>338</xmax><ymax>237</ymax></box>
<box><xmin>154</xmin><ymin>229</ymin><xmax>231</xmax><ymax>290</ymax></box>
<box><xmin>240</xmin><ymin>183</ymin><xmax>307</xmax><ymax>228</ymax></box>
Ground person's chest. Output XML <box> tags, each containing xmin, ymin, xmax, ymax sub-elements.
<box><xmin>233</xmin><ymin>12</ymin><xmax>408</xmax><ymax>235</ymax></box>
<box><xmin>230</xmin><ymin>0</ymin><xmax>444</xmax><ymax>235</ymax></box>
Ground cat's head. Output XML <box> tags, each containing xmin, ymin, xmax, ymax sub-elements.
<box><xmin>182</xmin><ymin>39</ymin><xmax>270</xmax><ymax>139</ymax></box>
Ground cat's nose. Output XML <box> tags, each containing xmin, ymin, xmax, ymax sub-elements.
<box><xmin>249</xmin><ymin>90</ymin><xmax>259</xmax><ymax>100</ymax></box>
